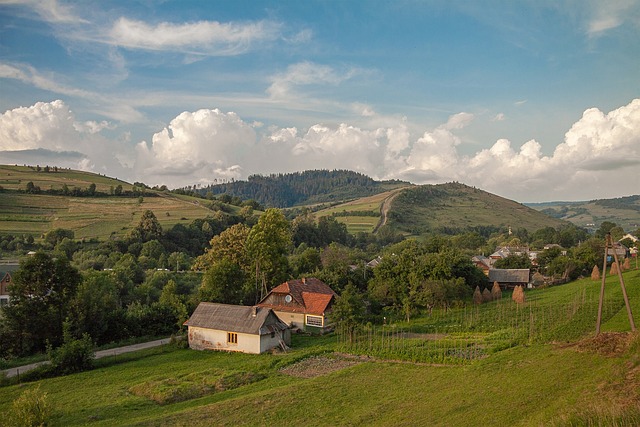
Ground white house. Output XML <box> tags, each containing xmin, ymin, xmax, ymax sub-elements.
<box><xmin>184</xmin><ymin>303</ymin><xmax>290</xmax><ymax>354</ymax></box>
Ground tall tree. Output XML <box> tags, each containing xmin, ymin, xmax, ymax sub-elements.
<box><xmin>246</xmin><ymin>208</ymin><xmax>292</xmax><ymax>289</ymax></box>
<box><xmin>2</xmin><ymin>252</ymin><xmax>81</xmax><ymax>355</ymax></box>
<box><xmin>132</xmin><ymin>210</ymin><xmax>163</xmax><ymax>242</ymax></box>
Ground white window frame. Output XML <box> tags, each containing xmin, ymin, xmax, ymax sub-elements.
<box><xmin>305</xmin><ymin>315</ymin><xmax>324</xmax><ymax>327</ymax></box>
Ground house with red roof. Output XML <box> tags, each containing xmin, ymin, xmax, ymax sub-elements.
<box><xmin>257</xmin><ymin>278</ymin><xmax>336</xmax><ymax>333</ymax></box>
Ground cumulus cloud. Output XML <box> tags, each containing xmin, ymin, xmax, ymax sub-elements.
<box><xmin>134</xmin><ymin>108</ymin><xmax>258</xmax><ymax>184</ymax></box>
<box><xmin>0</xmin><ymin>100</ymin><xmax>132</xmax><ymax>177</ymax></box>
<box><xmin>2</xmin><ymin>99</ymin><xmax>639</xmax><ymax>201</ymax></box>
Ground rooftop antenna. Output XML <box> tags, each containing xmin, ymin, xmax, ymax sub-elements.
<box><xmin>596</xmin><ymin>233</ymin><xmax>636</xmax><ymax>335</ymax></box>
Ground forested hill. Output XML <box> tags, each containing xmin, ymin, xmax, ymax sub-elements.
<box><xmin>196</xmin><ymin>170</ymin><xmax>409</xmax><ymax>208</ymax></box>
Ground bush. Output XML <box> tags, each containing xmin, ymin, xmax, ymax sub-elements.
<box><xmin>6</xmin><ymin>385</ymin><xmax>53</xmax><ymax>427</ymax></box>
<box><xmin>48</xmin><ymin>333</ymin><xmax>95</xmax><ymax>375</ymax></box>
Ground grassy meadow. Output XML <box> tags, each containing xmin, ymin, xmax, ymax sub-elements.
<box><xmin>1</xmin><ymin>270</ymin><xmax>639</xmax><ymax>426</ymax></box>
<box><xmin>314</xmin><ymin>189</ymin><xmax>405</xmax><ymax>234</ymax></box>
<box><xmin>0</xmin><ymin>165</ymin><xmax>237</xmax><ymax>240</ymax></box>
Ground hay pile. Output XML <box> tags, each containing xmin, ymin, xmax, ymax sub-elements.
<box><xmin>591</xmin><ymin>265</ymin><xmax>600</xmax><ymax>281</ymax></box>
<box><xmin>491</xmin><ymin>281</ymin><xmax>502</xmax><ymax>300</ymax></box>
<box><xmin>512</xmin><ymin>285</ymin><xmax>526</xmax><ymax>304</ymax></box>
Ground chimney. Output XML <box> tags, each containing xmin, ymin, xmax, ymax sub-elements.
<box><xmin>251</xmin><ymin>306</ymin><xmax>258</xmax><ymax>317</ymax></box>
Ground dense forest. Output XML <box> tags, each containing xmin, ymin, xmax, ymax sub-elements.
<box><xmin>194</xmin><ymin>170</ymin><xmax>408</xmax><ymax>207</ymax></box>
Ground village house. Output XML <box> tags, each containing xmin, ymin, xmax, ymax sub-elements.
<box><xmin>488</xmin><ymin>269</ymin><xmax>531</xmax><ymax>290</ymax></box>
<box><xmin>184</xmin><ymin>303</ymin><xmax>290</xmax><ymax>354</ymax></box>
<box><xmin>0</xmin><ymin>265</ymin><xmax>18</xmax><ymax>307</ymax></box>
<box><xmin>257</xmin><ymin>278</ymin><xmax>336</xmax><ymax>333</ymax></box>
<box><xmin>472</xmin><ymin>255</ymin><xmax>493</xmax><ymax>276</ymax></box>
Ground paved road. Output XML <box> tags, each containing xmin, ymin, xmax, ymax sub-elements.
<box><xmin>2</xmin><ymin>338</ymin><xmax>172</xmax><ymax>379</ymax></box>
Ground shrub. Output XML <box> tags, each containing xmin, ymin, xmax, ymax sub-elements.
<box><xmin>48</xmin><ymin>333</ymin><xmax>95</xmax><ymax>375</ymax></box>
<box><xmin>6</xmin><ymin>385</ymin><xmax>53</xmax><ymax>427</ymax></box>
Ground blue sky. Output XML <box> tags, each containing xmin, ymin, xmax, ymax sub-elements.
<box><xmin>0</xmin><ymin>0</ymin><xmax>639</xmax><ymax>202</ymax></box>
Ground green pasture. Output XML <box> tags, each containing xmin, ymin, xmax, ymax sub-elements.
<box><xmin>0</xmin><ymin>193</ymin><xmax>216</xmax><ymax>240</ymax></box>
<box><xmin>0</xmin><ymin>165</ymin><xmax>133</xmax><ymax>193</ymax></box>
<box><xmin>314</xmin><ymin>189</ymin><xmax>403</xmax><ymax>234</ymax></box>
<box><xmin>1</xmin><ymin>271</ymin><xmax>639</xmax><ymax>426</ymax></box>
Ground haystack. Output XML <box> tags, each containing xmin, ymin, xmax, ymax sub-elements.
<box><xmin>622</xmin><ymin>258</ymin><xmax>631</xmax><ymax>271</ymax></box>
<box><xmin>491</xmin><ymin>281</ymin><xmax>502</xmax><ymax>300</ymax></box>
<box><xmin>590</xmin><ymin>265</ymin><xmax>600</xmax><ymax>281</ymax></box>
<box><xmin>473</xmin><ymin>286</ymin><xmax>483</xmax><ymax>305</ymax></box>
<box><xmin>610</xmin><ymin>261</ymin><xmax>619</xmax><ymax>275</ymax></box>
<box><xmin>512</xmin><ymin>285</ymin><xmax>526</xmax><ymax>304</ymax></box>
<box><xmin>482</xmin><ymin>287</ymin><xmax>492</xmax><ymax>303</ymax></box>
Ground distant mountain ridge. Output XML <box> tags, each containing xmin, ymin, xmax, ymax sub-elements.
<box><xmin>526</xmin><ymin>195</ymin><xmax>640</xmax><ymax>232</ymax></box>
<box><xmin>196</xmin><ymin>170</ymin><xmax>409</xmax><ymax>207</ymax></box>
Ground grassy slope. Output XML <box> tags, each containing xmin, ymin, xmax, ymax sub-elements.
<box><xmin>1</xmin><ymin>271</ymin><xmax>638</xmax><ymax>426</ymax></box>
<box><xmin>314</xmin><ymin>188</ymin><xmax>408</xmax><ymax>234</ymax></box>
<box><xmin>526</xmin><ymin>199</ymin><xmax>640</xmax><ymax>232</ymax></box>
<box><xmin>314</xmin><ymin>183</ymin><xmax>565</xmax><ymax>236</ymax></box>
<box><xmin>388</xmin><ymin>183</ymin><xmax>566</xmax><ymax>235</ymax></box>
<box><xmin>0</xmin><ymin>165</ymin><xmax>236</xmax><ymax>240</ymax></box>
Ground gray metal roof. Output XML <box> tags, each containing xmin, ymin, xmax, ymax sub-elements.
<box><xmin>488</xmin><ymin>269</ymin><xmax>530</xmax><ymax>283</ymax></box>
<box><xmin>184</xmin><ymin>303</ymin><xmax>288</xmax><ymax>335</ymax></box>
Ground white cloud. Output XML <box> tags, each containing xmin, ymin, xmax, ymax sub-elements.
<box><xmin>492</xmin><ymin>113</ymin><xmax>505</xmax><ymax>121</ymax></box>
<box><xmin>2</xmin><ymin>99</ymin><xmax>638</xmax><ymax>202</ymax></box>
<box><xmin>134</xmin><ymin>108</ymin><xmax>257</xmax><ymax>184</ymax></box>
<box><xmin>586</xmin><ymin>0</ymin><xmax>639</xmax><ymax>37</ymax></box>
<box><xmin>1</xmin><ymin>0</ymin><xmax>87</xmax><ymax>24</ymax></box>
<box><xmin>0</xmin><ymin>100</ymin><xmax>133</xmax><ymax>176</ymax></box>
<box><xmin>108</xmin><ymin>17</ymin><xmax>282</xmax><ymax>55</ymax></box>
<box><xmin>267</xmin><ymin>61</ymin><xmax>362</xmax><ymax>99</ymax></box>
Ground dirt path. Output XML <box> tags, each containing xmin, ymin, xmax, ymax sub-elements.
<box><xmin>373</xmin><ymin>188</ymin><xmax>404</xmax><ymax>233</ymax></box>
<box><xmin>2</xmin><ymin>338</ymin><xmax>172</xmax><ymax>379</ymax></box>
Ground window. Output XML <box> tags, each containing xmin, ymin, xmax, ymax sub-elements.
<box><xmin>305</xmin><ymin>315</ymin><xmax>323</xmax><ymax>327</ymax></box>
<box><xmin>227</xmin><ymin>332</ymin><xmax>238</xmax><ymax>344</ymax></box>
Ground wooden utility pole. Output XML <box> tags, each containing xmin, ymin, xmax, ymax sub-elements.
<box><xmin>596</xmin><ymin>233</ymin><xmax>636</xmax><ymax>335</ymax></box>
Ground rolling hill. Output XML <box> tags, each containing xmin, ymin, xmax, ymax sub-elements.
<box><xmin>526</xmin><ymin>196</ymin><xmax>640</xmax><ymax>233</ymax></box>
<box><xmin>0</xmin><ymin>165</ymin><xmax>238</xmax><ymax>240</ymax></box>
<box><xmin>315</xmin><ymin>182</ymin><xmax>567</xmax><ymax>235</ymax></box>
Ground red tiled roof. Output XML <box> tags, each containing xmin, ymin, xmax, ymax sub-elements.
<box><xmin>302</xmin><ymin>292</ymin><xmax>333</xmax><ymax>315</ymax></box>
<box><xmin>258</xmin><ymin>278</ymin><xmax>336</xmax><ymax>315</ymax></box>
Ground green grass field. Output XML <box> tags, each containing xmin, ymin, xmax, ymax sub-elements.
<box><xmin>0</xmin><ymin>165</ymin><xmax>242</xmax><ymax>240</ymax></box>
<box><xmin>2</xmin><ymin>271</ymin><xmax>638</xmax><ymax>426</ymax></box>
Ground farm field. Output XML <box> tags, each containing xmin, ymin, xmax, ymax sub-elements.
<box><xmin>0</xmin><ymin>165</ymin><xmax>243</xmax><ymax>240</ymax></box>
<box><xmin>314</xmin><ymin>188</ymin><xmax>406</xmax><ymax>234</ymax></box>
<box><xmin>0</xmin><ymin>193</ymin><xmax>217</xmax><ymax>240</ymax></box>
<box><xmin>1</xmin><ymin>271</ymin><xmax>638</xmax><ymax>426</ymax></box>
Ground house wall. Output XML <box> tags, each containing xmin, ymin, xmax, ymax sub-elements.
<box><xmin>188</xmin><ymin>326</ymin><xmax>262</xmax><ymax>354</ymax></box>
<box><xmin>273</xmin><ymin>310</ymin><xmax>305</xmax><ymax>330</ymax></box>
<box><xmin>259</xmin><ymin>329</ymin><xmax>291</xmax><ymax>353</ymax></box>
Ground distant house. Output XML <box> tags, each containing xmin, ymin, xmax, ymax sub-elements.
<box><xmin>472</xmin><ymin>255</ymin><xmax>493</xmax><ymax>276</ymax></box>
<box><xmin>606</xmin><ymin>242</ymin><xmax>629</xmax><ymax>259</ymax></box>
<box><xmin>257</xmin><ymin>278</ymin><xmax>336</xmax><ymax>332</ymax></box>
<box><xmin>489</xmin><ymin>246</ymin><xmax>529</xmax><ymax>261</ymax></box>
<box><xmin>0</xmin><ymin>265</ymin><xmax>18</xmax><ymax>307</ymax></box>
<box><xmin>488</xmin><ymin>269</ymin><xmax>531</xmax><ymax>290</ymax></box>
<box><xmin>184</xmin><ymin>303</ymin><xmax>290</xmax><ymax>354</ymax></box>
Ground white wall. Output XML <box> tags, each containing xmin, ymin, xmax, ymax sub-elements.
<box><xmin>188</xmin><ymin>326</ymin><xmax>261</xmax><ymax>354</ymax></box>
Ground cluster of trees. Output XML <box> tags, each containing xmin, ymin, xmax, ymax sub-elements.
<box><xmin>194</xmin><ymin>170</ymin><xmax>405</xmax><ymax>208</ymax></box>
<box><xmin>20</xmin><ymin>181</ymin><xmax>155</xmax><ymax>198</ymax></box>
<box><xmin>2</xmin><ymin>189</ymin><xmax>638</xmax><ymax>361</ymax></box>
